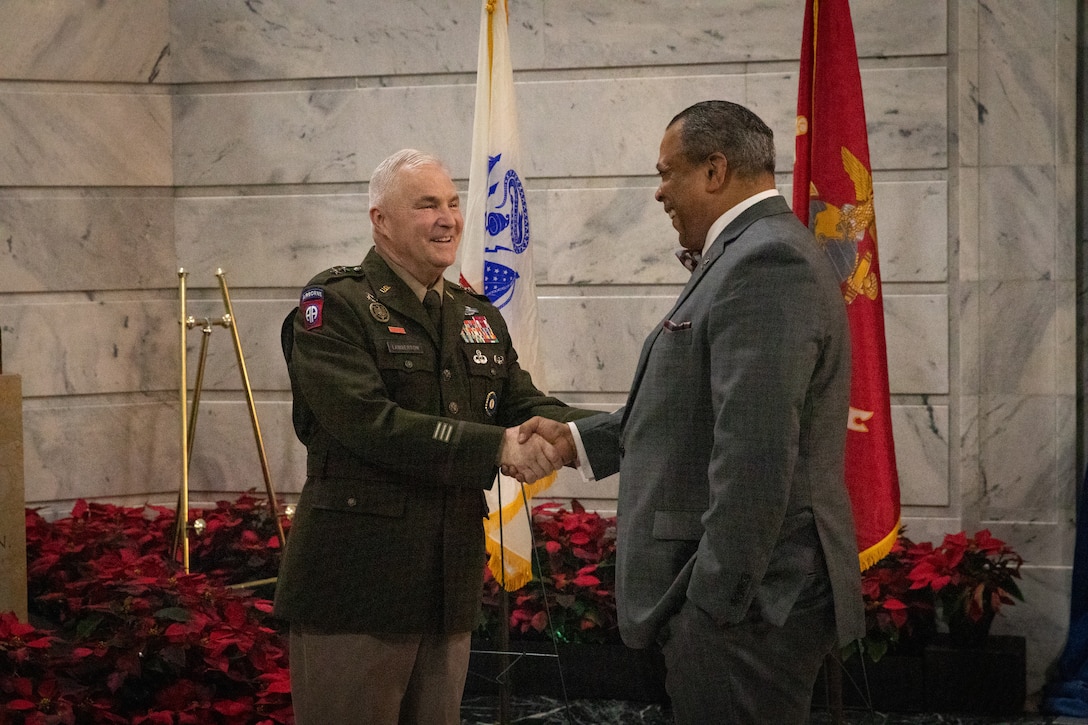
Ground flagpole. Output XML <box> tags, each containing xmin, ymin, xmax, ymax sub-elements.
<box><xmin>463</xmin><ymin>1</ymin><xmax>568</xmax><ymax>717</ymax></box>
<box><xmin>497</xmin><ymin>473</ymin><xmax>511</xmax><ymax>725</ymax></box>
<box><xmin>499</xmin><ymin>590</ymin><xmax>511</xmax><ymax>723</ymax></box>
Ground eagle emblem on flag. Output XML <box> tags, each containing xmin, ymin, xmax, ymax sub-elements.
<box><xmin>808</xmin><ymin>146</ymin><xmax>879</xmax><ymax>304</ymax></box>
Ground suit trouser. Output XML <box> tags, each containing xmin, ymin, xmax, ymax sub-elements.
<box><xmin>659</xmin><ymin>588</ymin><xmax>837</xmax><ymax>725</ymax></box>
<box><xmin>288</xmin><ymin>626</ymin><xmax>471</xmax><ymax>725</ymax></box>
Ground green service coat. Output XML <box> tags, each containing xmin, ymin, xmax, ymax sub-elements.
<box><xmin>274</xmin><ymin>249</ymin><xmax>591</xmax><ymax>634</ymax></box>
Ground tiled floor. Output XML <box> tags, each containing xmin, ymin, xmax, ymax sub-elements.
<box><xmin>459</xmin><ymin>696</ymin><xmax>1078</xmax><ymax>725</ymax></box>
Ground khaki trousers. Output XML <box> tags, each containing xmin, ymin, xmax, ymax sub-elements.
<box><xmin>289</xmin><ymin>626</ymin><xmax>471</xmax><ymax>725</ymax></box>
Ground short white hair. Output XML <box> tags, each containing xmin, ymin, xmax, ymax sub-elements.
<box><xmin>369</xmin><ymin>149</ymin><xmax>449</xmax><ymax>210</ymax></box>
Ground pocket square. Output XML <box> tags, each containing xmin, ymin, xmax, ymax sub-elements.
<box><xmin>663</xmin><ymin>319</ymin><xmax>691</xmax><ymax>331</ymax></box>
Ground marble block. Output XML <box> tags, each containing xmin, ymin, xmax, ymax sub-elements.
<box><xmin>893</xmin><ymin>404</ymin><xmax>949</xmax><ymax>507</ymax></box>
<box><xmin>978</xmin><ymin>393</ymin><xmax>1074</xmax><ymax>522</ymax></box>
<box><xmin>175</xmin><ymin>194</ymin><xmax>372</xmax><ymax>288</ymax></box>
<box><xmin>0</xmin><ymin>192</ymin><xmax>174</xmax><ymax>293</ymax></box>
<box><xmin>0</xmin><ymin>299</ymin><xmax>179</xmax><ymax>398</ymax></box>
<box><xmin>883</xmin><ymin>295</ymin><xmax>949</xmax><ymax>394</ymax></box>
<box><xmin>22</xmin><ymin>398</ymin><xmax>180</xmax><ymax>503</ymax></box>
<box><xmin>978</xmin><ymin>165</ymin><xmax>1059</xmax><ymax>282</ymax></box>
<box><xmin>167</xmin><ymin>0</ymin><xmax>945</xmax><ymax>83</ymax></box>
<box><xmin>172</xmin><ymin>67</ymin><xmax>945</xmax><ymax>187</ymax></box>
<box><xmin>169</xmin><ymin>0</ymin><xmax>484</xmax><ymax>83</ymax></box>
<box><xmin>978</xmin><ymin>280</ymin><xmax>1062</xmax><ymax>395</ymax></box>
<box><xmin>977</xmin><ymin>1</ymin><xmax>1062</xmax><ymax>167</ymax></box>
<box><xmin>0</xmin><ymin>0</ymin><xmax>169</xmax><ymax>83</ymax></box>
<box><xmin>537</xmin><ymin>0</ymin><xmax>945</xmax><ymax>68</ymax></box>
<box><xmin>0</xmin><ymin>90</ymin><xmax>172</xmax><ymax>187</ymax></box>
<box><xmin>0</xmin><ymin>375</ymin><xmax>27</xmax><ymax>620</ymax></box>
<box><xmin>186</xmin><ymin>400</ymin><xmax>304</xmax><ymax>499</ymax></box>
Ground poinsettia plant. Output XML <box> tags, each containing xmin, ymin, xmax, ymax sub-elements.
<box><xmin>4</xmin><ymin>492</ymin><xmax>293</xmax><ymax>724</ymax></box>
<box><xmin>479</xmin><ymin>500</ymin><xmax>619</xmax><ymax>645</ymax></box>
<box><xmin>855</xmin><ymin>528</ymin><xmax>1025</xmax><ymax>661</ymax></box>
<box><xmin>857</xmin><ymin>532</ymin><xmax>936</xmax><ymax>662</ymax></box>
<box><xmin>0</xmin><ymin>612</ymin><xmax>65</xmax><ymax>722</ymax></box>
<box><xmin>907</xmin><ymin>529</ymin><xmax>1024</xmax><ymax>627</ymax></box>
<box><xmin>185</xmin><ymin>493</ymin><xmax>287</xmax><ymax>586</ymax></box>
<box><xmin>4</xmin><ymin>491</ymin><xmax>1030</xmax><ymax>722</ymax></box>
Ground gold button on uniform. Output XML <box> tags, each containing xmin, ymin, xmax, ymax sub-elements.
<box><xmin>442</xmin><ymin>369</ymin><xmax>452</xmax><ymax>381</ymax></box>
<box><xmin>448</xmin><ymin>402</ymin><xmax>460</xmax><ymax>414</ymax></box>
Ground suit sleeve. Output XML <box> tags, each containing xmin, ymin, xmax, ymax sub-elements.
<box><xmin>571</xmin><ymin>409</ymin><xmax>625</xmax><ymax>479</ymax></box>
<box><xmin>686</xmin><ymin>241</ymin><xmax>829</xmax><ymax>622</ymax></box>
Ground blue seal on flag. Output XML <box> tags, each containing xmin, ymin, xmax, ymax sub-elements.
<box><xmin>481</xmin><ymin>152</ymin><xmax>530</xmax><ymax>309</ymax></box>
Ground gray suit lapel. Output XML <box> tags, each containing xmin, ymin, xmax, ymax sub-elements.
<box><xmin>623</xmin><ymin>196</ymin><xmax>793</xmax><ymax>417</ymax></box>
<box><xmin>668</xmin><ymin>195</ymin><xmax>792</xmax><ymax>316</ymax></box>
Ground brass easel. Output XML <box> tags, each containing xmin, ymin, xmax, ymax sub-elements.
<box><xmin>173</xmin><ymin>268</ymin><xmax>287</xmax><ymax>578</ymax></box>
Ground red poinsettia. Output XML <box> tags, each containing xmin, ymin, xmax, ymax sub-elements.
<box><xmin>857</xmin><ymin>533</ymin><xmax>936</xmax><ymax>661</ymax></box>
<box><xmin>480</xmin><ymin>500</ymin><xmax>618</xmax><ymax>644</ymax></box>
<box><xmin>907</xmin><ymin>529</ymin><xmax>1024</xmax><ymax>624</ymax></box>
<box><xmin>5</xmin><ymin>493</ymin><xmax>295</xmax><ymax>724</ymax></box>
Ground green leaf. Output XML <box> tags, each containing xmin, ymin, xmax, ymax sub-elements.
<box><xmin>76</xmin><ymin>613</ymin><xmax>105</xmax><ymax>639</ymax></box>
<box><xmin>154</xmin><ymin>607</ymin><xmax>191</xmax><ymax>622</ymax></box>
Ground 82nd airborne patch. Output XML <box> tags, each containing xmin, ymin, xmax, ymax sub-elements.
<box><xmin>301</xmin><ymin>287</ymin><xmax>324</xmax><ymax>330</ymax></box>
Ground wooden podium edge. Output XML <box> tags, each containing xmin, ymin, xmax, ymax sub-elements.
<box><xmin>0</xmin><ymin>374</ymin><xmax>27</xmax><ymax>621</ymax></box>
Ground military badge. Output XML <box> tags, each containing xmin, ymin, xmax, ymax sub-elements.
<box><xmin>300</xmin><ymin>287</ymin><xmax>324</xmax><ymax>330</ymax></box>
<box><xmin>369</xmin><ymin>302</ymin><xmax>390</xmax><ymax>322</ymax></box>
<box><xmin>485</xmin><ymin>391</ymin><xmax>497</xmax><ymax>417</ymax></box>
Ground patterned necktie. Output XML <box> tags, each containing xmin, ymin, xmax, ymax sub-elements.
<box><xmin>423</xmin><ymin>289</ymin><xmax>443</xmax><ymax>329</ymax></box>
<box><xmin>675</xmin><ymin>248</ymin><xmax>701</xmax><ymax>272</ymax></box>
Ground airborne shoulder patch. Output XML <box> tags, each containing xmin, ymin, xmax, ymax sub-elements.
<box><xmin>300</xmin><ymin>287</ymin><xmax>324</xmax><ymax>330</ymax></box>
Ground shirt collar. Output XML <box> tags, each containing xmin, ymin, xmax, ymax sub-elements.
<box><xmin>379</xmin><ymin>252</ymin><xmax>444</xmax><ymax>302</ymax></box>
<box><xmin>700</xmin><ymin>188</ymin><xmax>781</xmax><ymax>255</ymax></box>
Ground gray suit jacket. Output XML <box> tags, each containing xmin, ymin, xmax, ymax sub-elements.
<box><xmin>577</xmin><ymin>195</ymin><xmax>865</xmax><ymax>649</ymax></box>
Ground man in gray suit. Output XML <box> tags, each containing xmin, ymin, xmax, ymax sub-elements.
<box><xmin>519</xmin><ymin>100</ymin><xmax>865</xmax><ymax>724</ymax></box>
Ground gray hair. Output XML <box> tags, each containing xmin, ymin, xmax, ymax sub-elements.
<box><xmin>368</xmin><ymin>149</ymin><xmax>450</xmax><ymax>209</ymax></box>
<box><xmin>668</xmin><ymin>101</ymin><xmax>776</xmax><ymax>179</ymax></box>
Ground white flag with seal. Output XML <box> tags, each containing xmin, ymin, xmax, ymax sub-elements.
<box><xmin>460</xmin><ymin>0</ymin><xmax>552</xmax><ymax>592</ymax></box>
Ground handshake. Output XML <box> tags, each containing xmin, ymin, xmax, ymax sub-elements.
<box><xmin>496</xmin><ymin>416</ymin><xmax>577</xmax><ymax>483</ymax></box>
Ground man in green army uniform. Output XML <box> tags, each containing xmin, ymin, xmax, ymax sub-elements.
<box><xmin>274</xmin><ymin>149</ymin><xmax>592</xmax><ymax>724</ymax></box>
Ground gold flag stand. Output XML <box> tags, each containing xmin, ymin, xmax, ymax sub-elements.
<box><xmin>173</xmin><ymin>268</ymin><xmax>287</xmax><ymax>583</ymax></box>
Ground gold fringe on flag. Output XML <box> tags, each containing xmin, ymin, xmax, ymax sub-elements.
<box><xmin>482</xmin><ymin>471</ymin><xmax>556</xmax><ymax>591</ymax></box>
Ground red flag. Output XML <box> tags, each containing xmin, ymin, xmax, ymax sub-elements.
<box><xmin>794</xmin><ymin>0</ymin><xmax>901</xmax><ymax>571</ymax></box>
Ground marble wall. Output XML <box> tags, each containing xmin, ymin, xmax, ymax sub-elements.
<box><xmin>0</xmin><ymin>0</ymin><xmax>1078</xmax><ymax>701</ymax></box>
